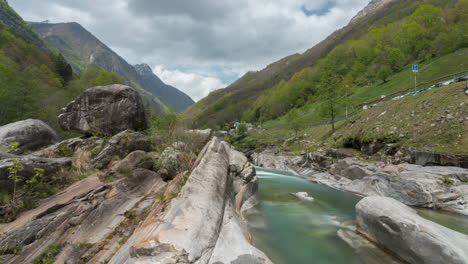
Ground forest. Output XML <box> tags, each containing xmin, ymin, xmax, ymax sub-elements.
<box><xmin>0</xmin><ymin>23</ymin><xmax>124</xmax><ymax>137</ymax></box>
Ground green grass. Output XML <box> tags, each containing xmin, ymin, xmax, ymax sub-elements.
<box><xmin>241</xmin><ymin>82</ymin><xmax>467</xmax><ymax>155</ymax></box>
<box><xmin>263</xmin><ymin>48</ymin><xmax>468</xmax><ymax>129</ymax></box>
<box><xmin>31</xmin><ymin>244</ymin><xmax>62</xmax><ymax>264</ymax></box>
<box><xmin>349</xmin><ymin>48</ymin><xmax>467</xmax><ymax>104</ymax></box>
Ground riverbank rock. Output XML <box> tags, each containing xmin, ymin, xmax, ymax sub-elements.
<box><xmin>253</xmin><ymin>150</ymin><xmax>468</xmax><ymax>215</ymax></box>
<box><xmin>252</xmin><ymin>150</ymin><xmax>302</xmax><ymax>175</ymax></box>
<box><xmin>114</xmin><ymin>137</ymin><xmax>272</xmax><ymax>264</ymax></box>
<box><xmin>0</xmin><ymin>119</ymin><xmax>59</xmax><ymax>154</ymax></box>
<box><xmin>58</xmin><ymin>84</ymin><xmax>148</xmax><ymax>135</ymax></box>
<box><xmin>356</xmin><ymin>197</ymin><xmax>468</xmax><ymax>264</ymax></box>
<box><xmin>409</xmin><ymin>149</ymin><xmax>468</xmax><ymax>168</ymax></box>
<box><xmin>329</xmin><ymin>158</ymin><xmax>376</xmax><ymax>180</ymax></box>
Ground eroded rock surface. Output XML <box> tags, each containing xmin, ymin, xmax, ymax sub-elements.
<box><xmin>0</xmin><ymin>155</ymin><xmax>72</xmax><ymax>192</ymax></box>
<box><xmin>58</xmin><ymin>84</ymin><xmax>148</xmax><ymax>135</ymax></box>
<box><xmin>110</xmin><ymin>137</ymin><xmax>272</xmax><ymax>264</ymax></box>
<box><xmin>356</xmin><ymin>197</ymin><xmax>468</xmax><ymax>264</ymax></box>
<box><xmin>0</xmin><ymin>119</ymin><xmax>59</xmax><ymax>154</ymax></box>
<box><xmin>92</xmin><ymin>130</ymin><xmax>151</xmax><ymax>169</ymax></box>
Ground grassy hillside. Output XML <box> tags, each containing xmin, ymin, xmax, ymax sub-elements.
<box><xmin>263</xmin><ymin>48</ymin><xmax>467</xmax><ymax>129</ymax></box>
<box><xmin>184</xmin><ymin>0</ymin><xmax>462</xmax><ymax>128</ymax></box>
<box><xmin>231</xmin><ymin>82</ymin><xmax>467</xmax><ymax>155</ymax></box>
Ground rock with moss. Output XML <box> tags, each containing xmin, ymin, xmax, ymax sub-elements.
<box><xmin>0</xmin><ymin>119</ymin><xmax>59</xmax><ymax>154</ymax></box>
<box><xmin>58</xmin><ymin>84</ymin><xmax>148</xmax><ymax>135</ymax></box>
<box><xmin>0</xmin><ymin>155</ymin><xmax>72</xmax><ymax>192</ymax></box>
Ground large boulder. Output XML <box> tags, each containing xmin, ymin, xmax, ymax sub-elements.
<box><xmin>58</xmin><ymin>84</ymin><xmax>148</xmax><ymax>135</ymax></box>
<box><xmin>0</xmin><ymin>119</ymin><xmax>59</xmax><ymax>154</ymax></box>
<box><xmin>356</xmin><ymin>197</ymin><xmax>468</xmax><ymax>264</ymax></box>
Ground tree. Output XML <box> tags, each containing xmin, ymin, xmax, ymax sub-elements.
<box><xmin>287</xmin><ymin>112</ymin><xmax>306</xmax><ymax>138</ymax></box>
<box><xmin>377</xmin><ymin>66</ymin><xmax>393</xmax><ymax>83</ymax></box>
<box><xmin>53</xmin><ymin>53</ymin><xmax>73</xmax><ymax>84</ymax></box>
<box><xmin>317</xmin><ymin>61</ymin><xmax>344</xmax><ymax>133</ymax></box>
<box><xmin>236</xmin><ymin>123</ymin><xmax>248</xmax><ymax>136</ymax></box>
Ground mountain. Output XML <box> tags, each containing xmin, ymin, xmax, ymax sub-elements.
<box><xmin>183</xmin><ymin>0</ymin><xmax>461</xmax><ymax>128</ymax></box>
<box><xmin>0</xmin><ymin>0</ymin><xmax>47</xmax><ymax>49</ymax></box>
<box><xmin>30</xmin><ymin>22</ymin><xmax>193</xmax><ymax>112</ymax></box>
<box><xmin>134</xmin><ymin>64</ymin><xmax>194</xmax><ymax>112</ymax></box>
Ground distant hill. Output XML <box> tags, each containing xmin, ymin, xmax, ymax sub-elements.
<box><xmin>183</xmin><ymin>0</ymin><xmax>464</xmax><ymax>128</ymax></box>
<box><xmin>30</xmin><ymin>22</ymin><xmax>194</xmax><ymax>112</ymax></box>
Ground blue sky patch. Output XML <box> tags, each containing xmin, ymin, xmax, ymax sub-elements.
<box><xmin>301</xmin><ymin>1</ymin><xmax>336</xmax><ymax>17</ymax></box>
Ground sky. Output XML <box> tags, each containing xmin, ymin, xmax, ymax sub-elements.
<box><xmin>9</xmin><ymin>0</ymin><xmax>370</xmax><ymax>101</ymax></box>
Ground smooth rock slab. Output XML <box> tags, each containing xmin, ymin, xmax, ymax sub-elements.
<box><xmin>58</xmin><ymin>84</ymin><xmax>148</xmax><ymax>135</ymax></box>
<box><xmin>356</xmin><ymin>196</ymin><xmax>468</xmax><ymax>264</ymax></box>
<box><xmin>0</xmin><ymin>119</ymin><xmax>59</xmax><ymax>154</ymax></box>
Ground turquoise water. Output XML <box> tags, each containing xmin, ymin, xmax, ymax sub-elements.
<box><xmin>247</xmin><ymin>167</ymin><xmax>362</xmax><ymax>264</ymax></box>
<box><xmin>248</xmin><ymin>167</ymin><xmax>468</xmax><ymax>264</ymax></box>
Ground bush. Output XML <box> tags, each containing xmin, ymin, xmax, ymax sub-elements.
<box><xmin>236</xmin><ymin>123</ymin><xmax>248</xmax><ymax>136</ymax></box>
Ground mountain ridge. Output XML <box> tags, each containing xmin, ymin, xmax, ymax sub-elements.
<box><xmin>30</xmin><ymin>21</ymin><xmax>194</xmax><ymax>112</ymax></box>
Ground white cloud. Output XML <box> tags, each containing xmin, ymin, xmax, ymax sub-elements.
<box><xmin>153</xmin><ymin>66</ymin><xmax>227</xmax><ymax>101</ymax></box>
<box><xmin>9</xmin><ymin>0</ymin><xmax>371</xmax><ymax>101</ymax></box>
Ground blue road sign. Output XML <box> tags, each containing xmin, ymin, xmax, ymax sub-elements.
<box><xmin>412</xmin><ymin>64</ymin><xmax>419</xmax><ymax>72</ymax></box>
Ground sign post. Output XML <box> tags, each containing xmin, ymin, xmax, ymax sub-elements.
<box><xmin>412</xmin><ymin>64</ymin><xmax>419</xmax><ymax>91</ymax></box>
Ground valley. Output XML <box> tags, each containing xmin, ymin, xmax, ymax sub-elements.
<box><xmin>0</xmin><ymin>0</ymin><xmax>467</xmax><ymax>263</ymax></box>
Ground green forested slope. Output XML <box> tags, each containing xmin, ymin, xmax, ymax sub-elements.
<box><xmin>184</xmin><ymin>0</ymin><xmax>466</xmax><ymax>128</ymax></box>
<box><xmin>0</xmin><ymin>10</ymin><xmax>125</xmax><ymax>137</ymax></box>
<box><xmin>0</xmin><ymin>0</ymin><xmax>47</xmax><ymax>49</ymax></box>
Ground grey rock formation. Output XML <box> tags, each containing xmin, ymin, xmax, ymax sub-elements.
<box><xmin>410</xmin><ymin>149</ymin><xmax>468</xmax><ymax>168</ymax></box>
<box><xmin>0</xmin><ymin>119</ymin><xmax>59</xmax><ymax>154</ymax></box>
<box><xmin>0</xmin><ymin>155</ymin><xmax>72</xmax><ymax>192</ymax></box>
<box><xmin>110</xmin><ymin>137</ymin><xmax>272</xmax><ymax>264</ymax></box>
<box><xmin>110</xmin><ymin>150</ymin><xmax>153</xmax><ymax>176</ymax></box>
<box><xmin>329</xmin><ymin>158</ymin><xmax>376</xmax><ymax>180</ymax></box>
<box><xmin>92</xmin><ymin>130</ymin><xmax>151</xmax><ymax>169</ymax></box>
<box><xmin>351</xmin><ymin>0</ymin><xmax>397</xmax><ymax>23</ymax></box>
<box><xmin>356</xmin><ymin>197</ymin><xmax>468</xmax><ymax>264</ymax></box>
<box><xmin>252</xmin><ymin>151</ymin><xmax>468</xmax><ymax>215</ymax></box>
<box><xmin>0</xmin><ymin>169</ymin><xmax>166</xmax><ymax>264</ymax></box>
<box><xmin>58</xmin><ymin>84</ymin><xmax>148</xmax><ymax>135</ymax></box>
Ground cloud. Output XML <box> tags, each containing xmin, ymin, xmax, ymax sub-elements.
<box><xmin>9</xmin><ymin>0</ymin><xmax>370</xmax><ymax>101</ymax></box>
<box><xmin>153</xmin><ymin>66</ymin><xmax>227</xmax><ymax>102</ymax></box>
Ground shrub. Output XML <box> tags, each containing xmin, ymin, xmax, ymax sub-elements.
<box><xmin>236</xmin><ymin>123</ymin><xmax>248</xmax><ymax>136</ymax></box>
<box><xmin>440</xmin><ymin>177</ymin><xmax>454</xmax><ymax>186</ymax></box>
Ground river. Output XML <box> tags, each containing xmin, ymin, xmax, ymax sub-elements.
<box><xmin>247</xmin><ymin>167</ymin><xmax>468</xmax><ymax>264</ymax></box>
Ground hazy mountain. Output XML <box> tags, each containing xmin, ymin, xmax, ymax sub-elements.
<box><xmin>30</xmin><ymin>22</ymin><xmax>193</xmax><ymax>112</ymax></box>
<box><xmin>134</xmin><ymin>63</ymin><xmax>194</xmax><ymax>112</ymax></box>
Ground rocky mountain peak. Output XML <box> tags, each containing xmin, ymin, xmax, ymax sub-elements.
<box><xmin>134</xmin><ymin>63</ymin><xmax>154</xmax><ymax>76</ymax></box>
<box><xmin>351</xmin><ymin>0</ymin><xmax>397</xmax><ymax>23</ymax></box>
